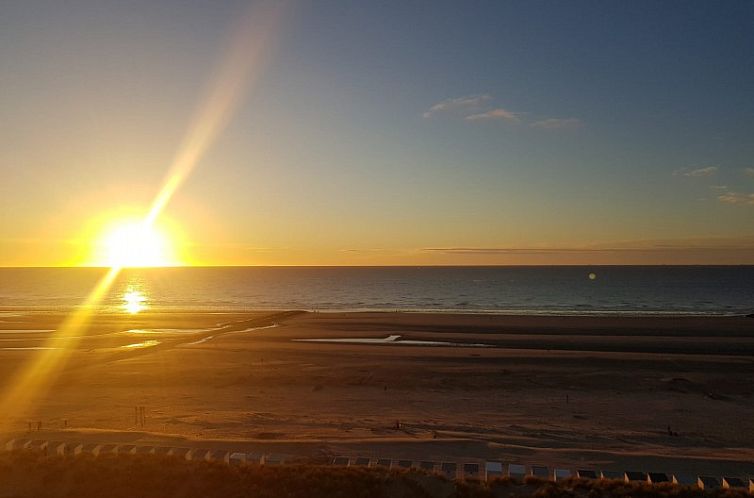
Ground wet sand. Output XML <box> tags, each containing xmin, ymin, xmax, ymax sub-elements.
<box><xmin>1</xmin><ymin>310</ymin><xmax>753</xmax><ymax>475</ymax></box>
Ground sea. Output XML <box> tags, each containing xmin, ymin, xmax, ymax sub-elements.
<box><xmin>0</xmin><ymin>266</ymin><xmax>752</xmax><ymax>316</ymax></box>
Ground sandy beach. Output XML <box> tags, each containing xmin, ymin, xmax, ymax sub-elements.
<box><xmin>1</xmin><ymin>310</ymin><xmax>753</xmax><ymax>475</ymax></box>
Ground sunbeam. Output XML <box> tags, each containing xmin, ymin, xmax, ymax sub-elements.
<box><xmin>0</xmin><ymin>2</ymin><xmax>286</xmax><ymax>434</ymax></box>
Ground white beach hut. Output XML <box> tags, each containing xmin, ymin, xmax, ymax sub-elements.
<box><xmin>697</xmin><ymin>476</ymin><xmax>720</xmax><ymax>490</ymax></box>
<box><xmin>440</xmin><ymin>462</ymin><xmax>457</xmax><ymax>480</ymax></box>
<box><xmin>554</xmin><ymin>469</ymin><xmax>572</xmax><ymax>481</ymax></box>
<box><xmin>485</xmin><ymin>461</ymin><xmax>503</xmax><ymax>480</ymax></box>
<box><xmin>116</xmin><ymin>444</ymin><xmax>136</xmax><ymax>455</ymax></box>
<box><xmin>722</xmin><ymin>477</ymin><xmax>746</xmax><ymax>490</ymax></box>
<box><xmin>508</xmin><ymin>463</ymin><xmax>526</xmax><ymax>480</ymax></box>
<box><xmin>74</xmin><ymin>443</ymin><xmax>100</xmax><ymax>456</ymax></box>
<box><xmin>229</xmin><ymin>452</ymin><xmax>246</xmax><ymax>466</ymax></box>
<box><xmin>94</xmin><ymin>444</ymin><xmax>117</xmax><ymax>457</ymax></box>
<box><xmin>624</xmin><ymin>471</ymin><xmax>646</xmax><ymax>483</ymax></box>
<box><xmin>600</xmin><ymin>470</ymin><xmax>622</xmax><ymax>481</ymax></box>
<box><xmin>530</xmin><ymin>465</ymin><xmax>549</xmax><ymax>479</ymax></box>
<box><xmin>671</xmin><ymin>473</ymin><xmax>697</xmax><ymax>486</ymax></box>
<box><xmin>462</xmin><ymin>463</ymin><xmax>481</xmax><ymax>480</ymax></box>
<box><xmin>4</xmin><ymin>439</ymin><xmax>31</xmax><ymax>451</ymax></box>
<box><xmin>168</xmin><ymin>447</ymin><xmax>192</xmax><ymax>460</ymax></box>
<box><xmin>647</xmin><ymin>472</ymin><xmax>669</xmax><ymax>484</ymax></box>
<box><xmin>576</xmin><ymin>470</ymin><xmax>598</xmax><ymax>480</ymax></box>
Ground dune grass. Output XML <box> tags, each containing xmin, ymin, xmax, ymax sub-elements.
<box><xmin>0</xmin><ymin>452</ymin><xmax>750</xmax><ymax>498</ymax></box>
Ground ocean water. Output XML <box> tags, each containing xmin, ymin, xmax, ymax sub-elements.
<box><xmin>0</xmin><ymin>266</ymin><xmax>752</xmax><ymax>316</ymax></box>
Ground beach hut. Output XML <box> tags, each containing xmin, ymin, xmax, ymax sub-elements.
<box><xmin>600</xmin><ymin>470</ymin><xmax>623</xmax><ymax>481</ymax></box>
<box><xmin>576</xmin><ymin>470</ymin><xmax>597</xmax><ymax>480</ymax></box>
<box><xmin>671</xmin><ymin>473</ymin><xmax>697</xmax><ymax>486</ymax></box>
<box><xmin>188</xmin><ymin>448</ymin><xmax>211</xmax><ymax>461</ymax></box>
<box><xmin>624</xmin><ymin>471</ymin><xmax>646</xmax><ymax>483</ymax></box>
<box><xmin>332</xmin><ymin>456</ymin><xmax>350</xmax><ymax>466</ymax></box>
<box><xmin>4</xmin><ymin>439</ymin><xmax>30</xmax><ymax>451</ymax></box>
<box><xmin>376</xmin><ymin>458</ymin><xmax>391</xmax><ymax>468</ymax></box>
<box><xmin>554</xmin><ymin>469</ymin><xmax>572</xmax><ymax>481</ymax></box>
<box><xmin>264</xmin><ymin>454</ymin><xmax>284</xmax><ymax>465</ymax></box>
<box><xmin>246</xmin><ymin>452</ymin><xmax>264</xmax><ymax>464</ymax></box>
<box><xmin>697</xmin><ymin>476</ymin><xmax>720</xmax><ymax>490</ymax></box>
<box><xmin>722</xmin><ymin>477</ymin><xmax>746</xmax><ymax>490</ymax></box>
<box><xmin>396</xmin><ymin>460</ymin><xmax>413</xmax><ymax>470</ymax></box>
<box><xmin>94</xmin><ymin>444</ymin><xmax>117</xmax><ymax>457</ymax></box>
<box><xmin>229</xmin><ymin>452</ymin><xmax>246</xmax><ymax>466</ymax></box>
<box><xmin>463</xmin><ymin>463</ymin><xmax>481</xmax><ymax>480</ymax></box>
<box><xmin>152</xmin><ymin>446</ymin><xmax>171</xmax><ymax>456</ymax></box>
<box><xmin>74</xmin><ymin>443</ymin><xmax>100</xmax><ymax>456</ymax></box>
<box><xmin>26</xmin><ymin>440</ymin><xmax>48</xmax><ymax>453</ymax></box>
<box><xmin>133</xmin><ymin>445</ymin><xmax>154</xmax><ymax>456</ymax></box>
<box><xmin>47</xmin><ymin>441</ymin><xmax>68</xmax><ymax>456</ymax></box>
<box><xmin>508</xmin><ymin>464</ymin><xmax>526</xmax><ymax>480</ymax></box>
<box><xmin>485</xmin><ymin>462</ymin><xmax>503</xmax><ymax>480</ymax></box>
<box><xmin>207</xmin><ymin>450</ymin><xmax>229</xmax><ymax>463</ymax></box>
<box><xmin>441</xmin><ymin>462</ymin><xmax>457</xmax><ymax>480</ymax></box>
<box><xmin>647</xmin><ymin>472</ymin><xmax>669</xmax><ymax>484</ymax></box>
<box><xmin>167</xmin><ymin>447</ymin><xmax>191</xmax><ymax>459</ymax></box>
<box><xmin>418</xmin><ymin>461</ymin><xmax>436</xmax><ymax>473</ymax></box>
<box><xmin>749</xmin><ymin>478</ymin><xmax>754</xmax><ymax>493</ymax></box>
<box><xmin>116</xmin><ymin>444</ymin><xmax>136</xmax><ymax>455</ymax></box>
<box><xmin>530</xmin><ymin>465</ymin><xmax>549</xmax><ymax>479</ymax></box>
<box><xmin>353</xmin><ymin>457</ymin><xmax>371</xmax><ymax>467</ymax></box>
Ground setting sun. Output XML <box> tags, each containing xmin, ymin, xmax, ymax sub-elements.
<box><xmin>99</xmin><ymin>220</ymin><xmax>174</xmax><ymax>268</ymax></box>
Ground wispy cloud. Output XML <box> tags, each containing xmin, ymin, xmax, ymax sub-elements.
<box><xmin>529</xmin><ymin>118</ymin><xmax>582</xmax><ymax>130</ymax></box>
<box><xmin>423</xmin><ymin>94</ymin><xmax>580</xmax><ymax>129</ymax></box>
<box><xmin>744</xmin><ymin>167</ymin><xmax>754</xmax><ymax>177</ymax></box>
<box><xmin>464</xmin><ymin>108</ymin><xmax>519</xmax><ymax>122</ymax></box>
<box><xmin>424</xmin><ymin>236</ymin><xmax>754</xmax><ymax>255</ymax></box>
<box><xmin>673</xmin><ymin>166</ymin><xmax>718</xmax><ymax>177</ymax></box>
<box><xmin>718</xmin><ymin>191</ymin><xmax>754</xmax><ymax>205</ymax></box>
<box><xmin>422</xmin><ymin>94</ymin><xmax>491</xmax><ymax>118</ymax></box>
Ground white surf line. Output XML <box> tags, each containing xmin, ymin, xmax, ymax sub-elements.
<box><xmin>0</xmin><ymin>347</ymin><xmax>61</xmax><ymax>351</ymax></box>
<box><xmin>0</xmin><ymin>329</ymin><xmax>56</xmax><ymax>334</ymax></box>
<box><xmin>292</xmin><ymin>335</ymin><xmax>493</xmax><ymax>348</ymax></box>
<box><xmin>183</xmin><ymin>324</ymin><xmax>279</xmax><ymax>346</ymax></box>
<box><xmin>122</xmin><ymin>328</ymin><xmax>215</xmax><ymax>335</ymax></box>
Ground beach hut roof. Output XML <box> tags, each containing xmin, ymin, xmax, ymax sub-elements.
<box><xmin>698</xmin><ymin>476</ymin><xmax>720</xmax><ymax>489</ymax></box>
<box><xmin>554</xmin><ymin>469</ymin><xmax>572</xmax><ymax>481</ymax></box>
<box><xmin>531</xmin><ymin>465</ymin><xmax>549</xmax><ymax>478</ymax></box>
<box><xmin>723</xmin><ymin>477</ymin><xmax>746</xmax><ymax>488</ymax></box>
<box><xmin>648</xmin><ymin>472</ymin><xmax>669</xmax><ymax>483</ymax></box>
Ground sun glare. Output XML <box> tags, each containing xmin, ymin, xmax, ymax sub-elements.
<box><xmin>123</xmin><ymin>289</ymin><xmax>147</xmax><ymax>314</ymax></box>
<box><xmin>100</xmin><ymin>220</ymin><xmax>174</xmax><ymax>268</ymax></box>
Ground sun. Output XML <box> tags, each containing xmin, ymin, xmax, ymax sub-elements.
<box><xmin>99</xmin><ymin>220</ymin><xmax>174</xmax><ymax>268</ymax></box>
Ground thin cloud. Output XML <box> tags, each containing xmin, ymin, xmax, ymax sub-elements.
<box><xmin>423</xmin><ymin>94</ymin><xmax>491</xmax><ymax>118</ymax></box>
<box><xmin>424</xmin><ymin>95</ymin><xmax>582</xmax><ymax>129</ymax></box>
<box><xmin>424</xmin><ymin>236</ymin><xmax>754</xmax><ymax>255</ymax></box>
<box><xmin>464</xmin><ymin>108</ymin><xmax>520</xmax><ymax>122</ymax></box>
<box><xmin>530</xmin><ymin>118</ymin><xmax>582</xmax><ymax>130</ymax></box>
<box><xmin>718</xmin><ymin>192</ymin><xmax>754</xmax><ymax>206</ymax></box>
<box><xmin>673</xmin><ymin>166</ymin><xmax>718</xmax><ymax>177</ymax></box>
<box><xmin>744</xmin><ymin>167</ymin><xmax>754</xmax><ymax>177</ymax></box>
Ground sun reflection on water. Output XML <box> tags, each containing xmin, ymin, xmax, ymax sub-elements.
<box><xmin>123</xmin><ymin>289</ymin><xmax>147</xmax><ymax>314</ymax></box>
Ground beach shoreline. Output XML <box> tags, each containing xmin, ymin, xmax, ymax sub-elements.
<box><xmin>1</xmin><ymin>310</ymin><xmax>753</xmax><ymax>474</ymax></box>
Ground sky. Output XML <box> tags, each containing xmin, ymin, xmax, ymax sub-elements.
<box><xmin>0</xmin><ymin>0</ymin><xmax>753</xmax><ymax>266</ymax></box>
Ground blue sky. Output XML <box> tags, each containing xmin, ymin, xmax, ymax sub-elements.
<box><xmin>0</xmin><ymin>1</ymin><xmax>752</xmax><ymax>265</ymax></box>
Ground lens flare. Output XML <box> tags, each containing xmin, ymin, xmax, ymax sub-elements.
<box><xmin>0</xmin><ymin>2</ymin><xmax>286</xmax><ymax>433</ymax></box>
